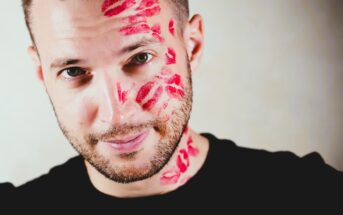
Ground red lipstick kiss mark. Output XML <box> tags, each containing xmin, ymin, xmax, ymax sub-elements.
<box><xmin>165</xmin><ymin>86</ymin><xmax>184</xmax><ymax>99</ymax></box>
<box><xmin>102</xmin><ymin>0</ymin><xmax>136</xmax><ymax>17</ymax></box>
<box><xmin>116</xmin><ymin>82</ymin><xmax>129</xmax><ymax>104</ymax></box>
<box><xmin>169</xmin><ymin>19</ymin><xmax>175</xmax><ymax>36</ymax></box>
<box><xmin>183</xmin><ymin>126</ymin><xmax>189</xmax><ymax>134</ymax></box>
<box><xmin>136</xmin><ymin>0</ymin><xmax>159</xmax><ymax>11</ymax></box>
<box><xmin>120</xmin><ymin>23</ymin><xmax>151</xmax><ymax>35</ymax></box>
<box><xmin>187</xmin><ymin>136</ymin><xmax>199</xmax><ymax>157</ymax></box>
<box><xmin>142</xmin><ymin>85</ymin><xmax>163</xmax><ymax>110</ymax></box>
<box><xmin>177</xmin><ymin>149</ymin><xmax>190</xmax><ymax>173</ymax></box>
<box><xmin>160</xmin><ymin>167</ymin><xmax>181</xmax><ymax>185</ymax></box>
<box><xmin>136</xmin><ymin>6</ymin><xmax>161</xmax><ymax>17</ymax></box>
<box><xmin>122</xmin><ymin>14</ymin><xmax>147</xmax><ymax>25</ymax></box>
<box><xmin>166</xmin><ymin>74</ymin><xmax>181</xmax><ymax>85</ymax></box>
<box><xmin>136</xmin><ymin>81</ymin><xmax>155</xmax><ymax>103</ymax></box>
<box><xmin>102</xmin><ymin>0</ymin><xmax>120</xmax><ymax>12</ymax></box>
<box><xmin>151</xmin><ymin>24</ymin><xmax>164</xmax><ymax>43</ymax></box>
<box><xmin>166</xmin><ymin>48</ymin><xmax>176</xmax><ymax>65</ymax></box>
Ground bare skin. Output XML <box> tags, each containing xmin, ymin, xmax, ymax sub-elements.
<box><xmin>28</xmin><ymin>0</ymin><xmax>207</xmax><ymax>198</ymax></box>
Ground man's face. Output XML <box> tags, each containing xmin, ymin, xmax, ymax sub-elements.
<box><xmin>30</xmin><ymin>0</ymin><xmax>193</xmax><ymax>183</ymax></box>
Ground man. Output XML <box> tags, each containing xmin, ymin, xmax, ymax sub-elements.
<box><xmin>1</xmin><ymin>0</ymin><xmax>342</xmax><ymax>212</ymax></box>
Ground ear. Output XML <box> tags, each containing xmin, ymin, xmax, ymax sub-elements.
<box><xmin>27</xmin><ymin>46</ymin><xmax>44</xmax><ymax>82</ymax></box>
<box><xmin>184</xmin><ymin>14</ymin><xmax>204</xmax><ymax>72</ymax></box>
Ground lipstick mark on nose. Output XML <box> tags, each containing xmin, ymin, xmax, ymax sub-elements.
<box><xmin>116</xmin><ymin>82</ymin><xmax>131</xmax><ymax>104</ymax></box>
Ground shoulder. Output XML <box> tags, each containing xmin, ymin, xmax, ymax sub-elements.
<box><xmin>200</xmin><ymin>133</ymin><xmax>343</xmax><ymax>207</ymax></box>
<box><xmin>16</xmin><ymin>156</ymin><xmax>85</xmax><ymax>194</ymax></box>
<box><xmin>201</xmin><ymin>132</ymin><xmax>343</xmax><ymax>182</ymax></box>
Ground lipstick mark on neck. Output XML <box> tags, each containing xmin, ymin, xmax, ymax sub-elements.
<box><xmin>169</xmin><ymin>19</ymin><xmax>175</xmax><ymax>36</ymax></box>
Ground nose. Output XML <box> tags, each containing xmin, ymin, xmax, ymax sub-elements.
<box><xmin>97</xmin><ymin>72</ymin><xmax>128</xmax><ymax>125</ymax></box>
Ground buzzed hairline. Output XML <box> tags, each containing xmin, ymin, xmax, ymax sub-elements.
<box><xmin>21</xmin><ymin>0</ymin><xmax>190</xmax><ymax>45</ymax></box>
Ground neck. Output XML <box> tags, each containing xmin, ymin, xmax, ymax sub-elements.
<box><xmin>84</xmin><ymin>128</ymin><xmax>209</xmax><ymax>198</ymax></box>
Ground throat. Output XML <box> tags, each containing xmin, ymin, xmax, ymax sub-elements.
<box><xmin>84</xmin><ymin>128</ymin><xmax>209</xmax><ymax>198</ymax></box>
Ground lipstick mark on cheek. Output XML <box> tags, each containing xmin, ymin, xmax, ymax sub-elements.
<box><xmin>136</xmin><ymin>81</ymin><xmax>155</xmax><ymax>103</ymax></box>
<box><xmin>102</xmin><ymin>0</ymin><xmax>136</xmax><ymax>17</ymax></box>
<box><xmin>169</xmin><ymin>19</ymin><xmax>175</xmax><ymax>36</ymax></box>
<box><xmin>165</xmin><ymin>86</ymin><xmax>184</xmax><ymax>99</ymax></box>
<box><xmin>166</xmin><ymin>48</ymin><xmax>176</xmax><ymax>65</ymax></box>
<box><xmin>142</xmin><ymin>85</ymin><xmax>163</xmax><ymax>111</ymax></box>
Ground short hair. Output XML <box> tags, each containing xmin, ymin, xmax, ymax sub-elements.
<box><xmin>21</xmin><ymin>0</ymin><xmax>189</xmax><ymax>45</ymax></box>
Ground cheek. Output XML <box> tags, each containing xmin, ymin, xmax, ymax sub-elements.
<box><xmin>132</xmin><ymin>45</ymin><xmax>186</xmax><ymax>116</ymax></box>
<box><xmin>54</xmin><ymin>92</ymin><xmax>98</xmax><ymax>129</ymax></box>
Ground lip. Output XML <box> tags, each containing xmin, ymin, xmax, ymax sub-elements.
<box><xmin>102</xmin><ymin>130</ymin><xmax>150</xmax><ymax>153</ymax></box>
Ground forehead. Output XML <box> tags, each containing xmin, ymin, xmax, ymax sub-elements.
<box><xmin>30</xmin><ymin>0</ymin><xmax>174</xmax><ymax>53</ymax></box>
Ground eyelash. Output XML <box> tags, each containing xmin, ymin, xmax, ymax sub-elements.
<box><xmin>59</xmin><ymin>67</ymin><xmax>89</xmax><ymax>81</ymax></box>
<box><xmin>126</xmin><ymin>52</ymin><xmax>154</xmax><ymax>67</ymax></box>
<box><xmin>57</xmin><ymin>52</ymin><xmax>154</xmax><ymax>82</ymax></box>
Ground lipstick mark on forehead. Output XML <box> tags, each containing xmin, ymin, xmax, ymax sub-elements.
<box><xmin>102</xmin><ymin>0</ymin><xmax>120</xmax><ymax>12</ymax></box>
<box><xmin>102</xmin><ymin>0</ymin><xmax>137</xmax><ymax>17</ymax></box>
<box><xmin>136</xmin><ymin>0</ymin><xmax>159</xmax><ymax>11</ymax></box>
<box><xmin>151</xmin><ymin>24</ymin><xmax>165</xmax><ymax>43</ymax></box>
<box><xmin>135</xmin><ymin>6</ymin><xmax>161</xmax><ymax>17</ymax></box>
<box><xmin>120</xmin><ymin>23</ymin><xmax>151</xmax><ymax>35</ymax></box>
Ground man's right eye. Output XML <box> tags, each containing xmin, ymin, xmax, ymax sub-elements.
<box><xmin>60</xmin><ymin>67</ymin><xmax>87</xmax><ymax>80</ymax></box>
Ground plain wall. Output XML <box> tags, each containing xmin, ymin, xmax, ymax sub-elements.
<box><xmin>0</xmin><ymin>0</ymin><xmax>342</xmax><ymax>186</ymax></box>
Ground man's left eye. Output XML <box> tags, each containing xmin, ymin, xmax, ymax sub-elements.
<box><xmin>129</xmin><ymin>53</ymin><xmax>153</xmax><ymax>66</ymax></box>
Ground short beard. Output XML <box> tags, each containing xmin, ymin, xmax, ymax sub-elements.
<box><xmin>50</xmin><ymin>63</ymin><xmax>193</xmax><ymax>184</ymax></box>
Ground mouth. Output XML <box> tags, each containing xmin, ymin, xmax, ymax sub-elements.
<box><xmin>101</xmin><ymin>130</ymin><xmax>150</xmax><ymax>154</ymax></box>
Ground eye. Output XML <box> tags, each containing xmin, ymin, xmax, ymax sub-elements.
<box><xmin>129</xmin><ymin>53</ymin><xmax>153</xmax><ymax>66</ymax></box>
<box><xmin>60</xmin><ymin>67</ymin><xmax>87</xmax><ymax>79</ymax></box>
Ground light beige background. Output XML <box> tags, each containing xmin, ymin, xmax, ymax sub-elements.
<box><xmin>0</xmin><ymin>0</ymin><xmax>342</xmax><ymax>186</ymax></box>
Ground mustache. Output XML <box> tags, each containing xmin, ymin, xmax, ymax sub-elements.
<box><xmin>87</xmin><ymin>120</ymin><xmax>166</xmax><ymax>145</ymax></box>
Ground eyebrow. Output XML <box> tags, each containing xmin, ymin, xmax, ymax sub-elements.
<box><xmin>50</xmin><ymin>59</ymin><xmax>83</xmax><ymax>70</ymax></box>
<box><xmin>50</xmin><ymin>37</ymin><xmax>160</xmax><ymax>70</ymax></box>
<box><xmin>119</xmin><ymin>37</ymin><xmax>161</xmax><ymax>55</ymax></box>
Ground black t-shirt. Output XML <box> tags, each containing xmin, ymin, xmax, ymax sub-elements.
<box><xmin>1</xmin><ymin>133</ymin><xmax>343</xmax><ymax>212</ymax></box>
